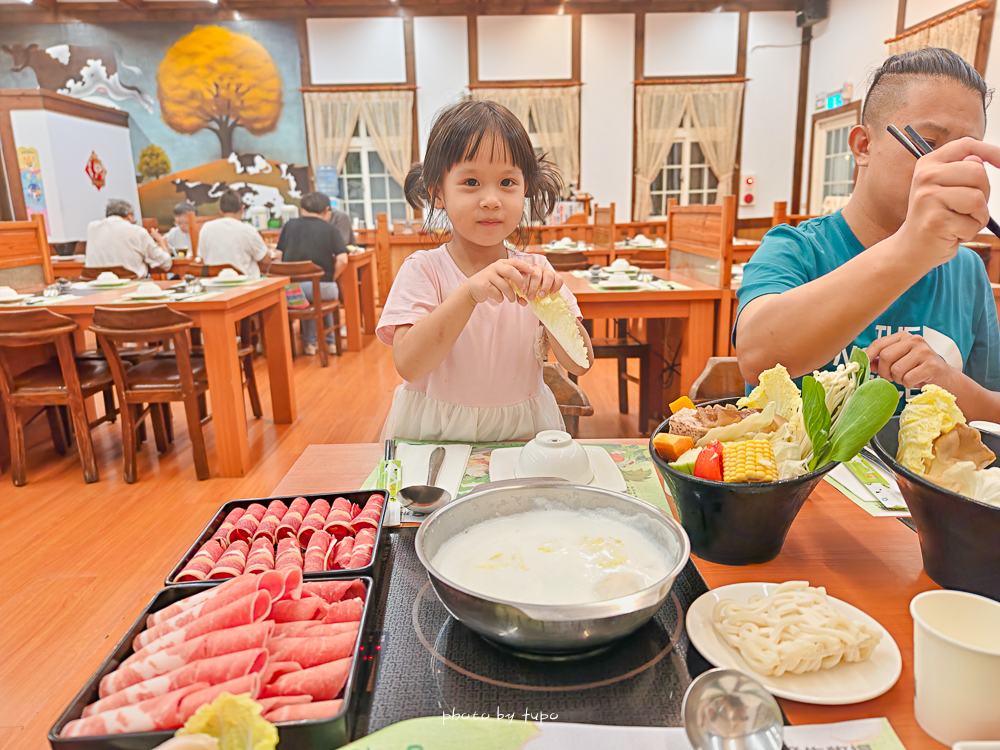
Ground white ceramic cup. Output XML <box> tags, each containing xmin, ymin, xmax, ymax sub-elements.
<box><xmin>515</xmin><ymin>430</ymin><xmax>593</xmax><ymax>484</ymax></box>
<box><xmin>136</xmin><ymin>282</ymin><xmax>164</xmax><ymax>297</ymax></box>
<box><xmin>0</xmin><ymin>286</ymin><xmax>18</xmax><ymax>301</ymax></box>
<box><xmin>217</xmin><ymin>268</ymin><xmax>239</xmax><ymax>280</ymax></box>
<box><xmin>610</xmin><ymin>258</ymin><xmax>630</xmax><ymax>272</ymax></box>
<box><xmin>910</xmin><ymin>589</ymin><xmax>1000</xmax><ymax>744</ymax></box>
<box><xmin>96</xmin><ymin>271</ymin><xmax>119</xmax><ymax>283</ymax></box>
<box><xmin>607</xmin><ymin>272</ymin><xmax>632</xmax><ymax>285</ymax></box>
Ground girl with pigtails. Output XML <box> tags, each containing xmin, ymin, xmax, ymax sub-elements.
<box><xmin>376</xmin><ymin>100</ymin><xmax>594</xmax><ymax>442</ymax></box>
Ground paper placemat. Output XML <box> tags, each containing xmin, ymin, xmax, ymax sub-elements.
<box><xmin>585</xmin><ymin>280</ymin><xmax>691</xmax><ymax>293</ymax></box>
<box><xmin>14</xmin><ymin>294</ymin><xmax>77</xmax><ymax>306</ymax></box>
<box><xmin>339</xmin><ymin>717</ymin><xmax>904</xmax><ymax>750</ymax></box>
<box><xmin>825</xmin><ymin>463</ymin><xmax>909</xmax><ymax>518</ymax></box>
<box><xmin>395</xmin><ymin>442</ymin><xmax>472</xmax><ymax>523</ymax></box>
<box><xmin>106</xmin><ymin>291</ymin><xmax>221</xmax><ymax>304</ymax></box>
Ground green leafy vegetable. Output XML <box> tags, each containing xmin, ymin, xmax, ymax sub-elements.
<box><xmin>802</xmin><ymin>376</ymin><xmax>832</xmax><ymax>471</ymax></box>
<box><xmin>849</xmin><ymin>347</ymin><xmax>871</xmax><ymax>388</ymax></box>
<box><xmin>814</xmin><ymin>378</ymin><xmax>900</xmax><ymax>469</ymax></box>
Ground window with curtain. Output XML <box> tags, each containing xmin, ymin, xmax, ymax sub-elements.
<box><xmin>338</xmin><ymin>119</ymin><xmax>407</xmax><ymax>229</ymax></box>
<box><xmin>649</xmin><ymin>115</ymin><xmax>719</xmax><ymax>217</ymax></box>
<box><xmin>885</xmin><ymin>2</ymin><xmax>983</xmax><ymax>64</ymax></box>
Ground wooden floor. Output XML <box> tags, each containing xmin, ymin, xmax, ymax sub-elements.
<box><xmin>0</xmin><ymin>334</ymin><xmax>647</xmax><ymax>750</ymax></box>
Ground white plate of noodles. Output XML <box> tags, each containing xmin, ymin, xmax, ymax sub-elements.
<box><xmin>686</xmin><ymin>581</ymin><xmax>901</xmax><ymax>704</ymax></box>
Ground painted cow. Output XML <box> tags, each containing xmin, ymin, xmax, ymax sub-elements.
<box><xmin>0</xmin><ymin>43</ymin><xmax>155</xmax><ymax>113</ymax></box>
<box><xmin>173</xmin><ymin>179</ymin><xmax>228</xmax><ymax>206</ymax></box>
<box><xmin>231</xmin><ymin>182</ymin><xmax>286</xmax><ymax>217</ymax></box>
<box><xmin>228</xmin><ymin>152</ymin><xmax>272</xmax><ymax>175</ymax></box>
<box><xmin>278</xmin><ymin>163</ymin><xmax>310</xmax><ymax>199</ymax></box>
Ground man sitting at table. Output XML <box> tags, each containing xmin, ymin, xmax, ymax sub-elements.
<box><xmin>197</xmin><ymin>190</ymin><xmax>271</xmax><ymax>278</ymax></box>
<box><xmin>85</xmin><ymin>199</ymin><xmax>172</xmax><ymax>278</ymax></box>
<box><xmin>164</xmin><ymin>201</ymin><xmax>196</xmax><ymax>256</ymax></box>
<box><xmin>735</xmin><ymin>48</ymin><xmax>999</xmax><ymax>421</ymax></box>
<box><xmin>329</xmin><ymin>204</ymin><xmax>356</xmax><ymax>246</ymax></box>
<box><xmin>277</xmin><ymin>191</ymin><xmax>349</xmax><ymax>357</ymax></box>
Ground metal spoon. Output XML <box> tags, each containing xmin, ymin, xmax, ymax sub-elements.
<box><xmin>398</xmin><ymin>446</ymin><xmax>451</xmax><ymax>515</ymax></box>
<box><xmin>683</xmin><ymin>668</ymin><xmax>784</xmax><ymax>750</ymax></box>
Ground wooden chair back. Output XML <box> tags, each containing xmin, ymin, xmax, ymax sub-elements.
<box><xmin>666</xmin><ymin>196</ymin><xmax>736</xmax><ymax>288</ymax></box>
<box><xmin>269</xmin><ymin>260</ymin><xmax>322</xmax><ymax>288</ymax></box>
<box><xmin>187</xmin><ymin>212</ymin><xmax>220</xmax><ymax>257</ymax></box>
<box><xmin>374</xmin><ymin>213</ymin><xmax>451</xmax><ymax>302</ymax></box>
<box><xmin>530</xmin><ymin>223</ymin><xmax>594</xmax><ymax>245</ymax></box>
<box><xmin>187</xmin><ymin>262</ymin><xmax>240</xmax><ymax>278</ymax></box>
<box><xmin>545</xmin><ymin>251</ymin><xmax>590</xmax><ymax>271</ymax></box>
<box><xmin>593</xmin><ymin>204</ymin><xmax>615</xmax><ymax>251</ymax></box>
<box><xmin>629</xmin><ymin>249</ymin><xmax>668</xmax><ymax>269</ymax></box>
<box><xmin>688</xmin><ymin>356</ymin><xmax>744</xmax><ymax>402</ymax></box>
<box><xmin>564</xmin><ymin>213</ymin><xmax>589</xmax><ymax>225</ymax></box>
<box><xmin>79</xmin><ymin>265</ymin><xmax>138</xmax><ymax>281</ymax></box>
<box><xmin>615</xmin><ymin>220</ymin><xmax>668</xmax><ymax>242</ymax></box>
<box><xmin>771</xmin><ymin>201</ymin><xmax>818</xmax><ymax>228</ymax></box>
<box><xmin>0</xmin><ymin>308</ymin><xmax>82</xmax><ymax>408</ymax></box>
<box><xmin>0</xmin><ymin>214</ymin><xmax>54</xmax><ymax>289</ymax></box>
<box><xmin>90</xmin><ymin>306</ymin><xmax>197</xmax><ymax>397</ymax></box>
<box><xmin>142</xmin><ymin>218</ymin><xmax>159</xmax><ymax>232</ymax></box>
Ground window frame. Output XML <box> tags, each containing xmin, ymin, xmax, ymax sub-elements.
<box><xmin>335</xmin><ymin>118</ymin><xmax>408</xmax><ymax>230</ymax></box>
<box><xmin>648</xmin><ymin>114</ymin><xmax>720</xmax><ymax>219</ymax></box>
<box><xmin>807</xmin><ymin>100</ymin><xmax>861</xmax><ymax>215</ymax></box>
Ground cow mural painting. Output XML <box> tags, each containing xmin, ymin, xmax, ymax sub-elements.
<box><xmin>0</xmin><ymin>21</ymin><xmax>308</xmax><ymax>227</ymax></box>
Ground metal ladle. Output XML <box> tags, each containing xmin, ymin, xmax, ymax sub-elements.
<box><xmin>398</xmin><ymin>446</ymin><xmax>451</xmax><ymax>515</ymax></box>
<box><xmin>683</xmin><ymin>668</ymin><xmax>784</xmax><ymax>750</ymax></box>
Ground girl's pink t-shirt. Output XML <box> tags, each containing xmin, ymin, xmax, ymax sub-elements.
<box><xmin>376</xmin><ymin>245</ymin><xmax>582</xmax><ymax>409</ymax></box>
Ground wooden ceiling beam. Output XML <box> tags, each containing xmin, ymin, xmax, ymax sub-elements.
<box><xmin>1</xmin><ymin>0</ymin><xmax>799</xmax><ymax>23</ymax></box>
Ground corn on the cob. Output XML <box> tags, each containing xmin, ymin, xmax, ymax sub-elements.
<box><xmin>722</xmin><ymin>440</ymin><xmax>777</xmax><ymax>483</ymax></box>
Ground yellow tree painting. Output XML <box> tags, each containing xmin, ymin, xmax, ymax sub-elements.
<box><xmin>157</xmin><ymin>26</ymin><xmax>283</xmax><ymax>157</ymax></box>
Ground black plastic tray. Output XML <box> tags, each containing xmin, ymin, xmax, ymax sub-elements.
<box><xmin>48</xmin><ymin>578</ymin><xmax>374</xmax><ymax>750</ymax></box>
<box><xmin>164</xmin><ymin>491</ymin><xmax>388</xmax><ymax>587</ymax></box>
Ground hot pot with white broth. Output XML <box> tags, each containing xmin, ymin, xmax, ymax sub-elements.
<box><xmin>415</xmin><ymin>479</ymin><xmax>691</xmax><ymax>655</ymax></box>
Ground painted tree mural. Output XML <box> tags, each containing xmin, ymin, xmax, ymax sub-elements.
<box><xmin>137</xmin><ymin>144</ymin><xmax>171</xmax><ymax>182</ymax></box>
<box><xmin>157</xmin><ymin>26</ymin><xmax>283</xmax><ymax>158</ymax></box>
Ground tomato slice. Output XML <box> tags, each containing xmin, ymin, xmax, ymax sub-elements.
<box><xmin>694</xmin><ymin>445</ymin><xmax>723</xmax><ymax>482</ymax></box>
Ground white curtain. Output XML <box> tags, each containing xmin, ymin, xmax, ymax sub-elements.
<box><xmin>633</xmin><ymin>85</ymin><xmax>688</xmax><ymax>221</ymax></box>
<box><xmin>303</xmin><ymin>91</ymin><xmax>362</xmax><ymax>173</ymax></box>
<box><xmin>687</xmin><ymin>82</ymin><xmax>745</xmax><ymax>204</ymax></box>
<box><xmin>886</xmin><ymin>5</ymin><xmax>982</xmax><ymax>64</ymax></box>
<box><xmin>359</xmin><ymin>90</ymin><xmax>415</xmax><ymax>196</ymax></box>
<box><xmin>471</xmin><ymin>86</ymin><xmax>580</xmax><ymax>190</ymax></box>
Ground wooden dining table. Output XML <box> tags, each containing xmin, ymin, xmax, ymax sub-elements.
<box><xmin>529</xmin><ymin>243</ymin><xmax>614</xmax><ymax>267</ymax></box>
<box><xmin>560</xmin><ymin>270</ymin><xmax>723</xmax><ymax>425</ymax></box>
<box><xmin>17</xmin><ymin>277</ymin><xmax>296</xmax><ymax>477</ymax></box>
<box><xmin>341</xmin><ymin>248</ymin><xmax>378</xmax><ymax>352</ymax></box>
<box><xmin>270</xmin><ymin>440</ymin><xmax>942</xmax><ymax>749</ymax></box>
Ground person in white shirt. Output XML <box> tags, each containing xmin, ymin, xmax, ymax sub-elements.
<box><xmin>85</xmin><ymin>199</ymin><xmax>172</xmax><ymax>279</ymax></box>
<box><xmin>164</xmin><ymin>201</ymin><xmax>195</xmax><ymax>256</ymax></box>
<box><xmin>197</xmin><ymin>191</ymin><xmax>271</xmax><ymax>278</ymax></box>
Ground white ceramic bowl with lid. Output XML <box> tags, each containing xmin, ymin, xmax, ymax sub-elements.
<box><xmin>515</xmin><ymin>430</ymin><xmax>594</xmax><ymax>484</ymax></box>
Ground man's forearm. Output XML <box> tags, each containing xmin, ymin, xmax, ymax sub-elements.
<box><xmin>737</xmin><ymin>235</ymin><xmax>933</xmax><ymax>383</ymax></box>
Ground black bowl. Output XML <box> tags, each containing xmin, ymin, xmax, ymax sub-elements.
<box><xmin>649</xmin><ymin>398</ymin><xmax>836</xmax><ymax>565</ymax></box>
<box><xmin>871</xmin><ymin>417</ymin><xmax>1000</xmax><ymax>601</ymax></box>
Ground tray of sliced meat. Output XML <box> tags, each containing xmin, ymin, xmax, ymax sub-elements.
<box><xmin>164</xmin><ymin>491</ymin><xmax>387</xmax><ymax>587</ymax></box>
<box><xmin>48</xmin><ymin>571</ymin><xmax>372</xmax><ymax>750</ymax></box>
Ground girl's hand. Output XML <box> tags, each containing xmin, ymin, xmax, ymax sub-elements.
<box><xmin>463</xmin><ymin>258</ymin><xmax>562</xmax><ymax>305</ymax></box>
<box><xmin>519</xmin><ymin>261</ymin><xmax>563</xmax><ymax>304</ymax></box>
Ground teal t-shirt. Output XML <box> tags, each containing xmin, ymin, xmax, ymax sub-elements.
<box><xmin>735</xmin><ymin>210</ymin><xmax>1000</xmax><ymax>409</ymax></box>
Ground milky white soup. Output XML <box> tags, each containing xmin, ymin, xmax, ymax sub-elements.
<box><xmin>431</xmin><ymin>508</ymin><xmax>672</xmax><ymax>605</ymax></box>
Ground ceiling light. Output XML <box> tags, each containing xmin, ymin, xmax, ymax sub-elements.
<box><xmin>18</xmin><ymin>0</ymin><xmax>34</xmax><ymax>5</ymax></box>
<box><xmin>233</xmin><ymin>10</ymin><xmax>242</xmax><ymax>17</ymax></box>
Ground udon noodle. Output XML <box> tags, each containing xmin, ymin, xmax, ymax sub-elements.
<box><xmin>711</xmin><ymin>581</ymin><xmax>882</xmax><ymax>677</ymax></box>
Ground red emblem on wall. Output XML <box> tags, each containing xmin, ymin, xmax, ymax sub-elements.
<box><xmin>85</xmin><ymin>151</ymin><xmax>107</xmax><ymax>190</ymax></box>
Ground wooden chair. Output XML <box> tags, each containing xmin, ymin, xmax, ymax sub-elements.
<box><xmin>532</xmin><ymin>223</ymin><xmax>594</xmax><ymax>245</ymax></box>
<box><xmin>615</xmin><ymin>220</ymin><xmax>669</xmax><ymax>243</ymax></box>
<box><xmin>0</xmin><ymin>308</ymin><xmax>115</xmax><ymax>485</ymax></box>
<box><xmin>771</xmin><ymin>201</ymin><xmax>818</xmax><ymax>228</ymax></box>
<box><xmin>187</xmin><ymin>212</ymin><xmax>220</xmax><ymax>258</ymax></box>
<box><xmin>269</xmin><ymin>260</ymin><xmax>343</xmax><ymax>366</ymax></box>
<box><xmin>545</xmin><ymin>251</ymin><xmax>590</xmax><ymax>271</ymax></box>
<box><xmin>91</xmin><ymin>305</ymin><xmax>211</xmax><ymax>482</ymax></box>
<box><xmin>142</xmin><ymin>218</ymin><xmax>159</xmax><ymax>232</ymax></box>
<box><xmin>158</xmin><ymin>262</ymin><xmax>262</xmax><ymax>419</ymax></box>
<box><xmin>593</xmin><ymin>204</ymin><xmax>615</xmax><ymax>252</ymax></box>
<box><xmin>0</xmin><ymin>214</ymin><xmax>54</xmax><ymax>289</ymax></box>
<box><xmin>543</xmin><ymin>362</ymin><xmax>593</xmax><ymax>437</ymax></box>
<box><xmin>629</xmin><ymin>249</ymin><xmax>668</xmax><ymax>269</ymax></box>
<box><xmin>78</xmin><ymin>266</ymin><xmax>138</xmax><ymax>281</ymax></box>
<box><xmin>688</xmin><ymin>356</ymin><xmax>744</xmax><ymax>403</ymax></box>
<box><xmin>565</xmin><ymin>213</ymin><xmax>589</xmax><ymax>225</ymax></box>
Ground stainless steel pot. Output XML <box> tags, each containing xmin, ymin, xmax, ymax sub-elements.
<box><xmin>414</xmin><ymin>479</ymin><xmax>691</xmax><ymax>655</ymax></box>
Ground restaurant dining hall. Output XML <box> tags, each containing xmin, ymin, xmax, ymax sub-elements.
<box><xmin>2</xmin><ymin>0</ymin><xmax>1000</xmax><ymax>747</ymax></box>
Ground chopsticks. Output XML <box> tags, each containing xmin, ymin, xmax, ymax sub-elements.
<box><xmin>887</xmin><ymin>124</ymin><xmax>1000</xmax><ymax>240</ymax></box>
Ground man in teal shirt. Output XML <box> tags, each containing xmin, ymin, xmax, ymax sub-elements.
<box><xmin>736</xmin><ymin>48</ymin><xmax>1000</xmax><ymax>421</ymax></box>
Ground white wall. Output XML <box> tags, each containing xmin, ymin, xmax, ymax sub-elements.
<box><xmin>478</xmin><ymin>16</ymin><xmax>573</xmax><ymax>81</ymax></box>
<box><xmin>10</xmin><ymin>109</ymin><xmax>140</xmax><ymax>242</ymax></box>
<box><xmin>739</xmin><ymin>11</ymin><xmax>801</xmax><ymax>219</ymax></box>
<box><xmin>307</xmin><ymin>18</ymin><xmax>407</xmax><ymax>85</ymax></box>
<box><xmin>981</xmin><ymin>14</ymin><xmax>1000</xmax><ymax>218</ymax></box>
<box><xmin>802</xmin><ymin>0</ymin><xmax>896</xmax><ymax>208</ymax></box>
<box><xmin>904</xmin><ymin>0</ymin><xmax>965</xmax><ymax>28</ymax></box>
<box><xmin>413</xmin><ymin>16</ymin><xmax>469</xmax><ymax>158</ymax></box>
<box><xmin>580</xmin><ymin>14</ymin><xmax>634</xmax><ymax>218</ymax></box>
<box><xmin>644</xmin><ymin>13</ymin><xmax>741</xmax><ymax>77</ymax></box>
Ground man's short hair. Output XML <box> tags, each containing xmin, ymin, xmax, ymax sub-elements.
<box><xmin>106</xmin><ymin>199</ymin><xmax>133</xmax><ymax>218</ymax></box>
<box><xmin>173</xmin><ymin>201</ymin><xmax>196</xmax><ymax>217</ymax></box>
<box><xmin>218</xmin><ymin>191</ymin><xmax>244</xmax><ymax>215</ymax></box>
<box><xmin>300</xmin><ymin>192</ymin><xmax>331</xmax><ymax>215</ymax></box>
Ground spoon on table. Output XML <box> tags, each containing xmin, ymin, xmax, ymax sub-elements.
<box><xmin>683</xmin><ymin>668</ymin><xmax>785</xmax><ymax>750</ymax></box>
<box><xmin>398</xmin><ymin>446</ymin><xmax>451</xmax><ymax>515</ymax></box>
